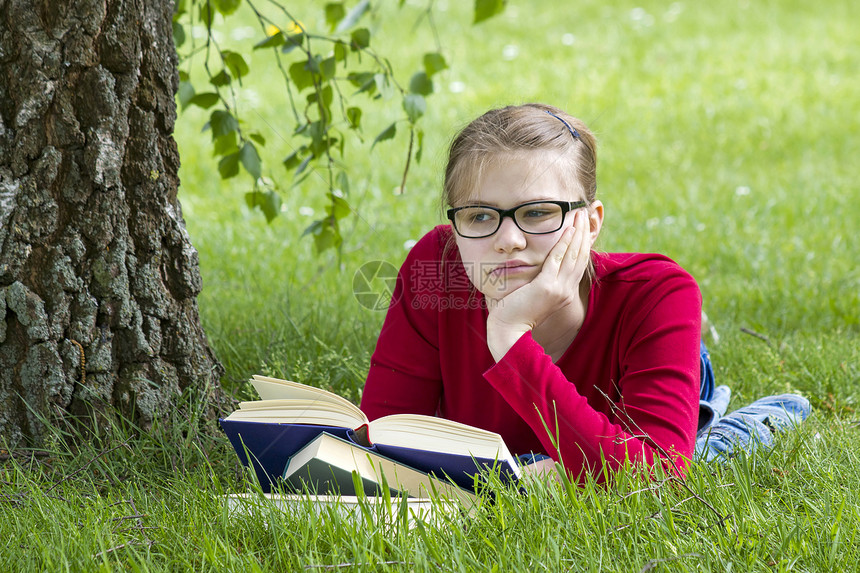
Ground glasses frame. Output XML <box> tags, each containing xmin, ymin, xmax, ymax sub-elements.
<box><xmin>447</xmin><ymin>200</ymin><xmax>587</xmax><ymax>239</ymax></box>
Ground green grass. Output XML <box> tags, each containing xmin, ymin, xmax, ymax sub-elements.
<box><xmin>3</xmin><ymin>0</ymin><xmax>860</xmax><ymax>570</ymax></box>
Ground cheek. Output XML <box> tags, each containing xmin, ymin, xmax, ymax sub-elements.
<box><xmin>454</xmin><ymin>239</ymin><xmax>489</xmax><ymax>289</ymax></box>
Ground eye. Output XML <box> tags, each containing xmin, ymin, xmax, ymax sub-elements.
<box><xmin>461</xmin><ymin>208</ymin><xmax>496</xmax><ymax>225</ymax></box>
<box><xmin>522</xmin><ymin>209</ymin><xmax>552</xmax><ymax>218</ymax></box>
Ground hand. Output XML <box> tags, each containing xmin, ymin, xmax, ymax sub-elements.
<box><xmin>486</xmin><ymin>210</ymin><xmax>591</xmax><ymax>361</ymax></box>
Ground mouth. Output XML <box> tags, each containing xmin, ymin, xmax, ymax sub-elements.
<box><xmin>488</xmin><ymin>260</ymin><xmax>534</xmax><ymax>278</ymax></box>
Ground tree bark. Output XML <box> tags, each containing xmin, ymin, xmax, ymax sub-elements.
<box><xmin>0</xmin><ymin>0</ymin><xmax>224</xmax><ymax>446</ymax></box>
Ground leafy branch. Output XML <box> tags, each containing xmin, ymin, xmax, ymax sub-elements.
<box><xmin>172</xmin><ymin>0</ymin><xmax>506</xmax><ymax>254</ymax></box>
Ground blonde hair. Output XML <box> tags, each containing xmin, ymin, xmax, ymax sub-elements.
<box><xmin>443</xmin><ymin>103</ymin><xmax>597</xmax><ymax>209</ymax></box>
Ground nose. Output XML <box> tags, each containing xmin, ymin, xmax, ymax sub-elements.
<box><xmin>493</xmin><ymin>216</ymin><xmax>527</xmax><ymax>253</ymax></box>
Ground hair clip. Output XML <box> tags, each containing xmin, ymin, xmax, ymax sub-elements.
<box><xmin>545</xmin><ymin>110</ymin><xmax>581</xmax><ymax>140</ymax></box>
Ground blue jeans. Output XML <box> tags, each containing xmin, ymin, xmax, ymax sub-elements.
<box><xmin>695</xmin><ymin>342</ymin><xmax>810</xmax><ymax>462</ymax></box>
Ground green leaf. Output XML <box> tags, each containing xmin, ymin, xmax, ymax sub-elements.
<box><xmin>214</xmin><ymin>0</ymin><xmax>242</xmax><ymax>16</ymax></box>
<box><xmin>282</xmin><ymin>149</ymin><xmax>303</xmax><ymax>170</ymax></box>
<box><xmin>320</xmin><ymin>56</ymin><xmax>336</xmax><ymax>81</ymax></box>
<box><xmin>245</xmin><ymin>190</ymin><xmax>281</xmax><ymax>223</ymax></box>
<box><xmin>177</xmin><ymin>80</ymin><xmax>195</xmax><ymax>109</ymax></box>
<box><xmin>249</xmin><ymin>132</ymin><xmax>266</xmax><ymax>146</ymax></box>
<box><xmin>281</xmin><ymin>33</ymin><xmax>304</xmax><ymax>54</ymax></box>
<box><xmin>423</xmin><ymin>52</ymin><xmax>448</xmax><ymax>77</ymax></box>
<box><xmin>372</xmin><ymin>122</ymin><xmax>396</xmax><ymax>149</ymax></box>
<box><xmin>302</xmin><ymin>219</ymin><xmax>321</xmax><ymax>238</ymax></box>
<box><xmin>474</xmin><ymin>0</ymin><xmax>506</xmax><ymax>24</ymax></box>
<box><xmin>239</xmin><ymin>142</ymin><xmax>262</xmax><ymax>180</ymax></box>
<box><xmin>222</xmin><ymin>51</ymin><xmax>249</xmax><ymax>79</ymax></box>
<box><xmin>173</xmin><ymin>21</ymin><xmax>186</xmax><ymax>48</ymax></box>
<box><xmin>188</xmin><ymin>92</ymin><xmax>219</xmax><ymax>109</ymax></box>
<box><xmin>327</xmin><ymin>193</ymin><xmax>351</xmax><ymax>220</ymax></box>
<box><xmin>334</xmin><ymin>41</ymin><xmax>348</xmax><ymax>61</ymax></box>
<box><xmin>305</xmin><ymin>54</ymin><xmax>323</xmax><ymax>74</ymax></box>
<box><xmin>325</xmin><ymin>3</ymin><xmax>346</xmax><ymax>31</ymax></box>
<box><xmin>213</xmin><ymin>131</ymin><xmax>238</xmax><ymax>156</ymax></box>
<box><xmin>218</xmin><ymin>152</ymin><xmax>240</xmax><ymax>179</ymax></box>
<box><xmin>210</xmin><ymin>110</ymin><xmax>238</xmax><ymax>138</ymax></box>
<box><xmin>289</xmin><ymin>61</ymin><xmax>314</xmax><ymax>91</ymax></box>
<box><xmin>408</xmin><ymin>71</ymin><xmax>433</xmax><ymax>96</ymax></box>
<box><xmin>302</xmin><ymin>217</ymin><xmax>342</xmax><ymax>254</ymax></box>
<box><xmin>403</xmin><ymin>94</ymin><xmax>426</xmax><ymax>123</ymax></box>
<box><xmin>335</xmin><ymin>0</ymin><xmax>370</xmax><ymax>32</ymax></box>
<box><xmin>209</xmin><ymin>69</ymin><xmax>231</xmax><ymax>87</ymax></box>
<box><xmin>307</xmin><ymin>85</ymin><xmax>334</xmax><ymax>109</ymax></box>
<box><xmin>262</xmin><ymin>191</ymin><xmax>282</xmax><ymax>223</ymax></box>
<box><xmin>350</xmin><ymin>28</ymin><xmax>371</xmax><ymax>50</ymax></box>
<box><xmin>295</xmin><ymin>155</ymin><xmax>312</xmax><ymax>177</ymax></box>
<box><xmin>336</xmin><ymin>171</ymin><xmax>350</xmax><ymax>195</ymax></box>
<box><xmin>374</xmin><ymin>73</ymin><xmax>394</xmax><ymax>99</ymax></box>
<box><xmin>348</xmin><ymin>72</ymin><xmax>376</xmax><ymax>96</ymax></box>
<box><xmin>347</xmin><ymin>72</ymin><xmax>373</xmax><ymax>87</ymax></box>
<box><xmin>198</xmin><ymin>2</ymin><xmax>214</xmax><ymax>27</ymax></box>
<box><xmin>346</xmin><ymin>106</ymin><xmax>362</xmax><ymax>129</ymax></box>
<box><xmin>307</xmin><ymin>121</ymin><xmax>332</xmax><ymax>157</ymax></box>
<box><xmin>254</xmin><ymin>32</ymin><xmax>285</xmax><ymax>50</ymax></box>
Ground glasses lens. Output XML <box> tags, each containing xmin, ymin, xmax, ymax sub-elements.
<box><xmin>514</xmin><ymin>203</ymin><xmax>564</xmax><ymax>233</ymax></box>
<box><xmin>454</xmin><ymin>207</ymin><xmax>500</xmax><ymax>237</ymax></box>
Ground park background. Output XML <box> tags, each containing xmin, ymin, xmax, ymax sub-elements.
<box><xmin>5</xmin><ymin>0</ymin><xmax>860</xmax><ymax>570</ymax></box>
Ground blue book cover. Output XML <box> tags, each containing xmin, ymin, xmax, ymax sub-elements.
<box><xmin>373</xmin><ymin>442</ymin><xmax>519</xmax><ymax>491</ymax></box>
<box><xmin>219</xmin><ymin>419</ymin><xmax>352</xmax><ymax>492</ymax></box>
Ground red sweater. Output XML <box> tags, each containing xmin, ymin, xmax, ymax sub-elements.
<box><xmin>360</xmin><ymin>225</ymin><xmax>702</xmax><ymax>480</ymax></box>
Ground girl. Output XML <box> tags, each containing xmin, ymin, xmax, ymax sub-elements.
<box><xmin>360</xmin><ymin>103</ymin><xmax>702</xmax><ymax>481</ymax></box>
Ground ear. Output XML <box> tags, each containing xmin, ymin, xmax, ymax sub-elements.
<box><xmin>587</xmin><ymin>200</ymin><xmax>604</xmax><ymax>246</ymax></box>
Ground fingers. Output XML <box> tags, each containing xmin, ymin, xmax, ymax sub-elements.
<box><xmin>543</xmin><ymin>210</ymin><xmax>586</xmax><ymax>266</ymax></box>
<box><xmin>540</xmin><ymin>225</ymin><xmax>576</xmax><ymax>277</ymax></box>
<box><xmin>557</xmin><ymin>210</ymin><xmax>590</xmax><ymax>278</ymax></box>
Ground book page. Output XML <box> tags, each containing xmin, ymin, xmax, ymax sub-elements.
<box><xmin>368</xmin><ymin>414</ymin><xmax>513</xmax><ymax>460</ymax></box>
<box><xmin>227</xmin><ymin>399</ymin><xmax>364</xmax><ymax>427</ymax></box>
<box><xmin>250</xmin><ymin>375</ymin><xmax>367</xmax><ymax>422</ymax></box>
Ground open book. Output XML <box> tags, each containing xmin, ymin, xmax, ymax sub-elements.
<box><xmin>220</xmin><ymin>375</ymin><xmax>521</xmax><ymax>492</ymax></box>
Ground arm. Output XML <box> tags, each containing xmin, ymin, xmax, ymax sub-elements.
<box><xmin>484</xmin><ymin>273</ymin><xmax>702</xmax><ymax>480</ymax></box>
<box><xmin>360</xmin><ymin>231</ymin><xmax>445</xmax><ymax>420</ymax></box>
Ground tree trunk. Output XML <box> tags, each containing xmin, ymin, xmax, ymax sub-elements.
<box><xmin>0</xmin><ymin>0</ymin><xmax>224</xmax><ymax>446</ymax></box>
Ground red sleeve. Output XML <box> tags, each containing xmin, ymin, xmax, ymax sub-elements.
<box><xmin>483</xmin><ymin>271</ymin><xmax>701</xmax><ymax>480</ymax></box>
<box><xmin>359</xmin><ymin>231</ymin><xmax>444</xmax><ymax>420</ymax></box>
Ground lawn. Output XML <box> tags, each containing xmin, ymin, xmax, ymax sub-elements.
<box><xmin>3</xmin><ymin>0</ymin><xmax>859</xmax><ymax>570</ymax></box>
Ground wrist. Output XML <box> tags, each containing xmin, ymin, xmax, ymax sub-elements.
<box><xmin>486</xmin><ymin>320</ymin><xmax>531</xmax><ymax>362</ymax></box>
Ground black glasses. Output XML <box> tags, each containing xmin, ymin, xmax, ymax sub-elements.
<box><xmin>447</xmin><ymin>200</ymin><xmax>587</xmax><ymax>239</ymax></box>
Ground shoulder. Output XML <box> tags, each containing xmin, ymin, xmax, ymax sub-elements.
<box><xmin>407</xmin><ymin>225</ymin><xmax>455</xmax><ymax>262</ymax></box>
<box><xmin>584</xmin><ymin>253</ymin><xmax>701</xmax><ymax>350</ymax></box>
<box><xmin>593</xmin><ymin>252</ymin><xmax>697</xmax><ymax>287</ymax></box>
<box><xmin>397</xmin><ymin>225</ymin><xmax>472</xmax><ymax>300</ymax></box>
<box><xmin>590</xmin><ymin>252</ymin><xmax>701</xmax><ymax>318</ymax></box>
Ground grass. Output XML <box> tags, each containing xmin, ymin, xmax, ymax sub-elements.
<box><xmin>3</xmin><ymin>0</ymin><xmax>860</xmax><ymax>570</ymax></box>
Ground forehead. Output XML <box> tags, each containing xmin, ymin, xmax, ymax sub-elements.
<box><xmin>462</xmin><ymin>151</ymin><xmax>583</xmax><ymax>206</ymax></box>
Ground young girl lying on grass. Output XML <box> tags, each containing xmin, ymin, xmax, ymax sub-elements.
<box><xmin>359</xmin><ymin>103</ymin><xmax>807</xmax><ymax>482</ymax></box>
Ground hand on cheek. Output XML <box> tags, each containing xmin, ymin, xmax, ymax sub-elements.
<box><xmin>486</xmin><ymin>210</ymin><xmax>591</xmax><ymax>361</ymax></box>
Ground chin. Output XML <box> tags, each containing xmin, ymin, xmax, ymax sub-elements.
<box><xmin>480</xmin><ymin>278</ymin><xmax>528</xmax><ymax>300</ymax></box>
